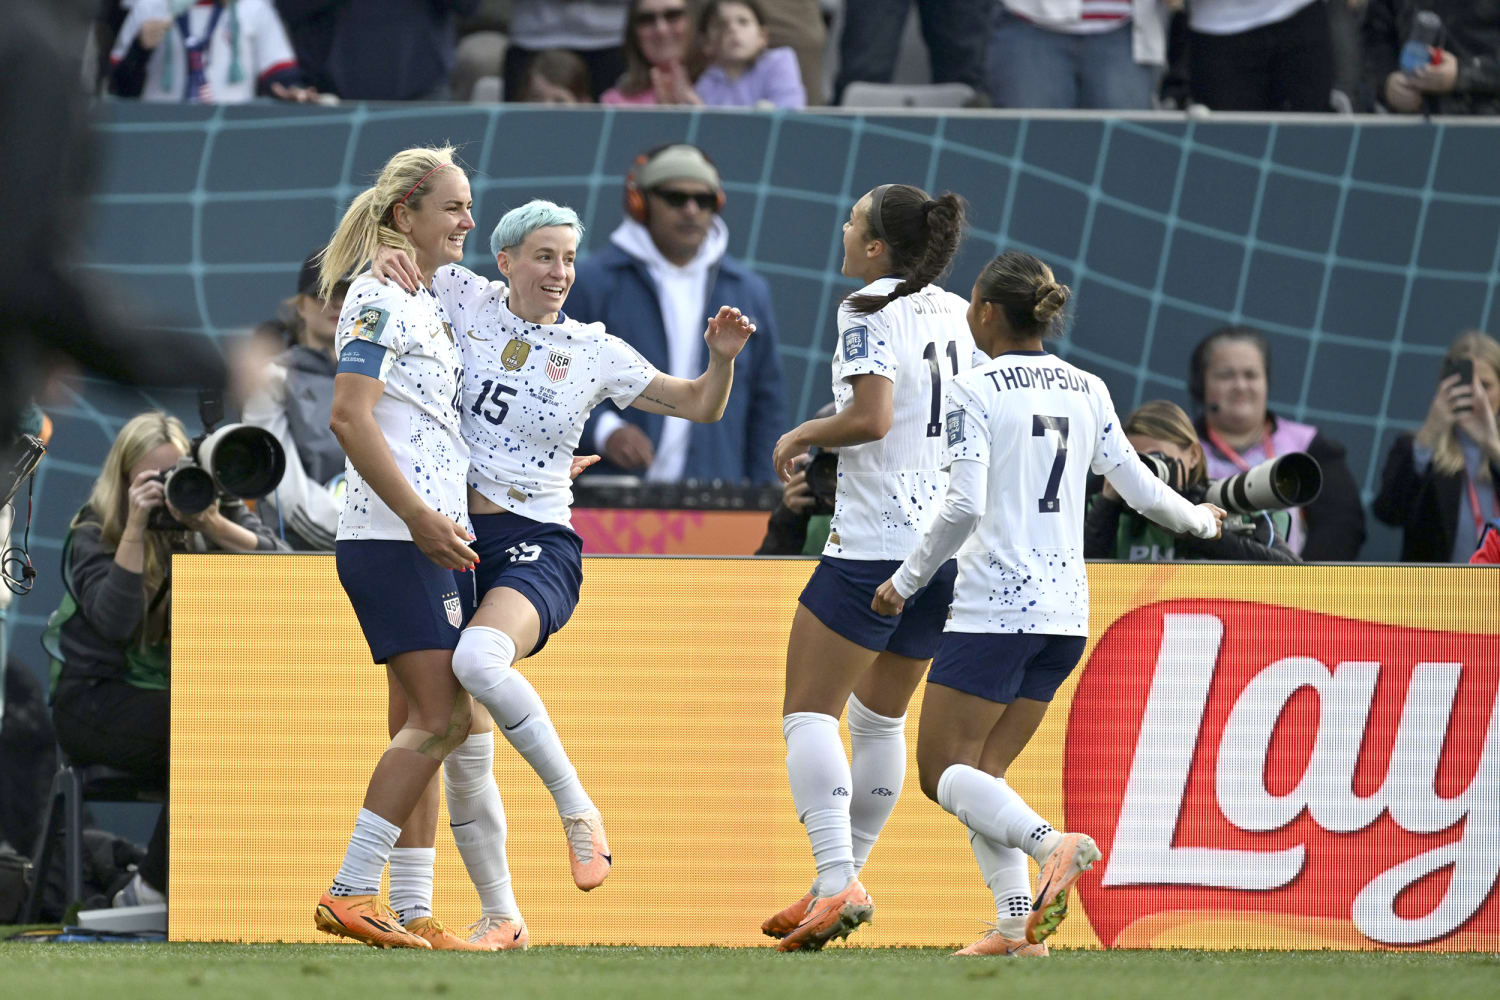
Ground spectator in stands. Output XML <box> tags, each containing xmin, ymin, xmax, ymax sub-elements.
<box><xmin>569</xmin><ymin>144</ymin><xmax>787</xmax><ymax>484</ymax></box>
<box><xmin>758</xmin><ymin>0</ymin><xmax>827</xmax><ymax>104</ymax></box>
<box><xmin>110</xmin><ymin>0</ymin><xmax>317</xmax><ymax>103</ymax></box>
<box><xmin>1362</xmin><ymin>0</ymin><xmax>1500</xmax><ymax>114</ymax></box>
<box><xmin>1084</xmin><ymin>400</ymin><xmax>1298</xmax><ymax>561</ymax></box>
<box><xmin>504</xmin><ymin>0</ymin><xmax>629</xmax><ymax>102</ymax></box>
<box><xmin>834</xmin><ymin>0</ymin><xmax>989</xmax><ymax>104</ymax></box>
<box><xmin>1185</xmin><ymin>0</ymin><xmax>1334</xmax><ymax>111</ymax></box>
<box><xmin>985</xmin><ymin>0</ymin><xmax>1171</xmax><ymax>109</ymax></box>
<box><xmin>1374</xmin><ymin>332</ymin><xmax>1500</xmax><ymax>563</ymax></box>
<box><xmin>602</xmin><ymin>0</ymin><xmax>702</xmax><ymax>104</ymax></box>
<box><xmin>276</xmin><ymin>0</ymin><xmax>478</xmax><ymax>100</ymax></box>
<box><xmin>517</xmin><ymin>49</ymin><xmax>597</xmax><ymax>103</ymax></box>
<box><xmin>45</xmin><ymin>412</ymin><xmax>286</xmax><ymax>909</ymax></box>
<box><xmin>1190</xmin><ymin>325</ymin><xmax>1365</xmax><ymax>560</ymax></box>
<box><xmin>240</xmin><ymin>248</ymin><xmax>348</xmax><ymax>551</ymax></box>
<box><xmin>694</xmin><ymin>0</ymin><xmax>807</xmax><ymax>108</ymax></box>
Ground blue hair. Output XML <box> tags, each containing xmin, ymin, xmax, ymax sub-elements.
<box><xmin>489</xmin><ymin>200</ymin><xmax>585</xmax><ymax>257</ymax></box>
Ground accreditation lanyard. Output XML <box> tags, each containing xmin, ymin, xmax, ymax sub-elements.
<box><xmin>176</xmin><ymin>2</ymin><xmax>225</xmax><ymax>104</ymax></box>
<box><xmin>1205</xmin><ymin>423</ymin><xmax>1275</xmax><ymax>472</ymax></box>
<box><xmin>1465</xmin><ymin>473</ymin><xmax>1498</xmax><ymax>537</ymax></box>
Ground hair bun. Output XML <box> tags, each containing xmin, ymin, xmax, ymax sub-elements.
<box><xmin>1032</xmin><ymin>281</ymin><xmax>1071</xmax><ymax>323</ymax></box>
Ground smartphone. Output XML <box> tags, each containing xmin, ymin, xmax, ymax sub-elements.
<box><xmin>1442</xmin><ymin>357</ymin><xmax>1475</xmax><ymax>412</ymax></box>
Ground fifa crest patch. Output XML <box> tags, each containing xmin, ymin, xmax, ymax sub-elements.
<box><xmin>353</xmin><ymin>306</ymin><xmax>389</xmax><ymax>343</ymax></box>
<box><xmin>545</xmin><ymin>349</ymin><xmax>572</xmax><ymax>382</ymax></box>
<box><xmin>443</xmin><ymin>593</ymin><xmax>462</xmax><ymax>629</ymax></box>
<box><xmin>945</xmin><ymin>409</ymin><xmax>965</xmax><ymax>446</ymax></box>
<box><xmin>501</xmin><ymin>338</ymin><xmax>531</xmax><ymax>371</ymax></box>
<box><xmin>843</xmin><ymin>325</ymin><xmax>869</xmax><ymax>361</ymax></box>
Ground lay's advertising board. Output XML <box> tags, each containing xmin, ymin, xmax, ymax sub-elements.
<box><xmin>170</xmin><ymin>556</ymin><xmax>1499</xmax><ymax>949</ymax></box>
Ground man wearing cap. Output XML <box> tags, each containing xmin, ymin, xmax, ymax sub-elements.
<box><xmin>570</xmin><ymin>144</ymin><xmax>786</xmax><ymax>485</ymax></box>
<box><xmin>240</xmin><ymin>248</ymin><xmax>350</xmax><ymax>550</ymax></box>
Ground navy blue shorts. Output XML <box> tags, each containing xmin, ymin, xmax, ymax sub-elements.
<box><xmin>798</xmin><ymin>556</ymin><xmax>957</xmax><ymax>659</ymax></box>
<box><xmin>929</xmin><ymin>632</ymin><xmax>1087</xmax><ymax>704</ymax></box>
<box><xmin>458</xmin><ymin>511</ymin><xmax>583</xmax><ymax>656</ymax></box>
<box><xmin>336</xmin><ymin>539</ymin><xmax>465</xmax><ymax>664</ymax></box>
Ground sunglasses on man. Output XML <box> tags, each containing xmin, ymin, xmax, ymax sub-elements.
<box><xmin>634</xmin><ymin>7</ymin><xmax>686</xmax><ymax>28</ymax></box>
<box><xmin>651</xmin><ymin>188</ymin><xmax>719</xmax><ymax>212</ymax></box>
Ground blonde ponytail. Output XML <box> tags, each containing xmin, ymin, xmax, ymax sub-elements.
<box><xmin>318</xmin><ymin>145</ymin><xmax>461</xmax><ymax>300</ymax></box>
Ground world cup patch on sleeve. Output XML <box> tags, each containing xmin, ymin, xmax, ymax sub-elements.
<box><xmin>352</xmin><ymin>306</ymin><xmax>389</xmax><ymax>343</ymax></box>
<box><xmin>843</xmin><ymin>325</ymin><xmax>869</xmax><ymax>361</ymax></box>
<box><xmin>945</xmin><ymin>409</ymin><xmax>965</xmax><ymax>446</ymax></box>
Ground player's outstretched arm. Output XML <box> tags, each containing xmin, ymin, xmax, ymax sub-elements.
<box><xmin>1106</xmin><ymin>456</ymin><xmax>1225</xmax><ymax>540</ymax></box>
<box><xmin>630</xmin><ymin>306</ymin><xmax>755</xmax><ymax>423</ymax></box>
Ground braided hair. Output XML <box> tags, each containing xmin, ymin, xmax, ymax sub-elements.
<box><xmin>844</xmin><ymin>184</ymin><xmax>966</xmax><ymax>316</ymax></box>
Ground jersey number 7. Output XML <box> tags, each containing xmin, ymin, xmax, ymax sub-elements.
<box><xmin>1033</xmin><ymin>414</ymin><xmax>1069</xmax><ymax>513</ymax></box>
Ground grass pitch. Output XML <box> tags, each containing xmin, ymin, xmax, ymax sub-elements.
<box><xmin>3</xmin><ymin>937</ymin><xmax>1497</xmax><ymax>1000</ymax></box>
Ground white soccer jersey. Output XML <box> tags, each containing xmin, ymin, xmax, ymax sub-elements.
<box><xmin>940</xmin><ymin>350</ymin><xmax>1208</xmax><ymax>636</ymax></box>
<box><xmin>823</xmin><ymin>279</ymin><xmax>977</xmax><ymax>560</ymax></box>
<box><xmin>432</xmin><ymin>268</ymin><xmax>659</xmax><ymax>526</ymax></box>
<box><xmin>333</xmin><ymin>275</ymin><xmax>469</xmax><ymax>542</ymax></box>
<box><xmin>111</xmin><ymin>0</ymin><xmax>298</xmax><ymax>104</ymax></box>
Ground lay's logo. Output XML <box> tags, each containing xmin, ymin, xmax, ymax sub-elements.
<box><xmin>1066</xmin><ymin>600</ymin><xmax>1500</xmax><ymax>950</ymax></box>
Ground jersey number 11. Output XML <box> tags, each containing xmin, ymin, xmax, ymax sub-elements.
<box><xmin>923</xmin><ymin>341</ymin><xmax>960</xmax><ymax>437</ymax></box>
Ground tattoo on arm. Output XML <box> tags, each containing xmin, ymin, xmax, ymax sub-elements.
<box><xmin>641</xmin><ymin>393</ymin><xmax>678</xmax><ymax>410</ymax></box>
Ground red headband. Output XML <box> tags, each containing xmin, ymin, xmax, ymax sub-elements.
<box><xmin>397</xmin><ymin>162</ymin><xmax>450</xmax><ymax>207</ymax></box>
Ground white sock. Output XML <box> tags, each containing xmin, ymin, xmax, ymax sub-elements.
<box><xmin>388</xmin><ymin>847</ymin><xmax>435</xmax><ymax>924</ymax></box>
<box><xmin>331</xmin><ymin>808</ymin><xmax>401</xmax><ymax>896</ymax></box>
<box><xmin>969</xmin><ymin>830</ymin><xmax>1032</xmax><ymax>939</ymax></box>
<box><xmin>443</xmin><ymin>730</ymin><xmax>521</xmax><ymax>920</ymax></box>
<box><xmin>784</xmin><ymin>712</ymin><xmax>856</xmax><ymax>897</ymax></box>
<box><xmin>453</xmin><ymin>626</ymin><xmax>595</xmax><ymax>818</ymax></box>
<box><xmin>936</xmin><ymin>763</ymin><xmax>1060</xmax><ymax>864</ymax></box>
<box><xmin>846</xmin><ymin>693</ymin><xmax>906</xmax><ymax>872</ymax></box>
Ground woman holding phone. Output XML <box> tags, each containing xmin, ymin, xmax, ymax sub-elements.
<box><xmin>1375</xmin><ymin>330</ymin><xmax>1500</xmax><ymax>562</ymax></box>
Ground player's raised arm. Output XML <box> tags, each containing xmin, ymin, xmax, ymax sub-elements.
<box><xmin>628</xmin><ymin>305</ymin><xmax>755</xmax><ymax>422</ymax></box>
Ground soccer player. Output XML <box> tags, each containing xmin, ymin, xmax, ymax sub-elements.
<box><xmin>312</xmin><ymin>145</ymin><xmax>480</xmax><ymax>950</ymax></box>
<box><xmin>871</xmin><ymin>251</ymin><xmax>1225</xmax><ymax>956</ymax></box>
<box><xmin>372</xmin><ymin>198</ymin><xmax>755</xmax><ymax>929</ymax></box>
<box><xmin>765</xmin><ymin>184</ymin><xmax>973</xmax><ymax>952</ymax></box>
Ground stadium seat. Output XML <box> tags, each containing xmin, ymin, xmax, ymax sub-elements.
<box><xmin>22</xmin><ymin>754</ymin><xmax>166</xmax><ymax>922</ymax></box>
<box><xmin>840</xmin><ymin>82</ymin><xmax>978</xmax><ymax>109</ymax></box>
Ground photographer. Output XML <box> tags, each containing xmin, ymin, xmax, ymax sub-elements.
<box><xmin>756</xmin><ymin>404</ymin><xmax>837</xmax><ymax>556</ymax></box>
<box><xmin>45</xmin><ymin>412</ymin><xmax>285</xmax><ymax>907</ymax></box>
<box><xmin>1084</xmin><ymin>401</ymin><xmax>1298</xmax><ymax>562</ymax></box>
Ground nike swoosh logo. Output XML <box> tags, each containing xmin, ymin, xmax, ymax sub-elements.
<box><xmin>450</xmin><ymin>819</ymin><xmax>476</xmax><ymax>828</ymax></box>
<box><xmin>513</xmin><ymin>929</ymin><xmax>522</xmax><ymax>941</ymax></box>
<box><xmin>602</xmin><ymin>853</ymin><xmax>612</xmax><ymax>864</ymax></box>
<box><xmin>503</xmin><ymin>714</ymin><xmax>530</xmax><ymax>731</ymax></box>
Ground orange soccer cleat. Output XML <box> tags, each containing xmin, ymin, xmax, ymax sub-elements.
<box><xmin>775</xmin><ymin>880</ymin><xmax>874</xmax><ymax>953</ymax></box>
<box><xmin>954</xmin><ymin>928</ymin><xmax>1050</xmax><ymax>957</ymax></box>
<box><xmin>403</xmin><ymin>916</ymin><xmax>494</xmax><ymax>951</ymax></box>
<box><xmin>314</xmin><ymin>892</ymin><xmax>432</xmax><ymax>949</ymax></box>
<box><xmin>467</xmin><ymin>914</ymin><xmax>530</xmax><ymax>951</ymax></box>
<box><xmin>1025</xmin><ymin>832</ymin><xmax>1102</xmax><ymax>945</ymax></box>
<box><xmin>562</xmin><ymin>811</ymin><xmax>612</xmax><ymax>890</ymax></box>
<box><xmin>761</xmin><ymin>892</ymin><xmax>814</xmax><ymax>939</ymax></box>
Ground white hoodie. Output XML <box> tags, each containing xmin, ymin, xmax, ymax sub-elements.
<box><xmin>592</xmin><ymin>216</ymin><xmax>730</xmax><ymax>481</ymax></box>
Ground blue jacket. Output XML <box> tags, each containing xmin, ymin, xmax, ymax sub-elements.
<box><xmin>570</xmin><ymin>242</ymin><xmax>787</xmax><ymax>485</ymax></box>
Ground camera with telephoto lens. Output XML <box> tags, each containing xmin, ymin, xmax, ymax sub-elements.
<box><xmin>148</xmin><ymin>391</ymin><xmax>287</xmax><ymax>530</ymax></box>
<box><xmin>1203</xmin><ymin>452</ymin><xmax>1322</xmax><ymax>514</ymax></box>
<box><xmin>805</xmin><ymin>446</ymin><xmax>839</xmax><ymax>516</ymax></box>
<box><xmin>1136</xmin><ymin>451</ymin><xmax>1189</xmax><ymax>493</ymax></box>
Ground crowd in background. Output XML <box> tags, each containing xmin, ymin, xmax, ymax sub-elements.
<box><xmin>85</xmin><ymin>0</ymin><xmax>1499</xmax><ymax>112</ymax></box>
